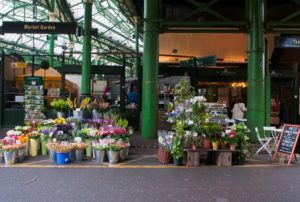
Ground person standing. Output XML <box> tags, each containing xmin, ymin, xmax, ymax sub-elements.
<box><xmin>279</xmin><ymin>98</ymin><xmax>289</xmax><ymax>125</ymax></box>
<box><xmin>232</xmin><ymin>97</ymin><xmax>247</xmax><ymax>120</ymax></box>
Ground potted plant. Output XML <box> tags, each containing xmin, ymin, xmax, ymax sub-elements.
<box><xmin>207</xmin><ymin>123</ymin><xmax>222</xmax><ymax>150</ymax></box>
<box><xmin>28</xmin><ymin>131</ymin><xmax>40</xmax><ymax>157</ymax></box>
<box><xmin>189</xmin><ymin>134</ymin><xmax>203</xmax><ymax>150</ymax></box>
<box><xmin>39</xmin><ymin>127</ymin><xmax>51</xmax><ymax>155</ymax></box>
<box><xmin>158</xmin><ymin>130</ymin><xmax>173</xmax><ymax>163</ymax></box>
<box><xmin>73</xmin><ymin>142</ymin><xmax>88</xmax><ymax>162</ymax></box>
<box><xmin>171</xmin><ymin>121</ymin><xmax>185</xmax><ymax>166</ymax></box>
<box><xmin>107</xmin><ymin>143</ymin><xmax>121</xmax><ymax>164</ymax></box>
<box><xmin>2</xmin><ymin>145</ymin><xmax>18</xmax><ymax>165</ymax></box>
<box><xmin>66</xmin><ymin>97</ymin><xmax>91</xmax><ymax>119</ymax></box>
<box><xmin>54</xmin><ymin>143</ymin><xmax>72</xmax><ymax>164</ymax></box>
<box><xmin>50</xmin><ymin>99</ymin><xmax>69</xmax><ymax>118</ymax></box>
<box><xmin>45</xmin><ymin>142</ymin><xmax>56</xmax><ymax>162</ymax></box>
<box><xmin>173</xmin><ymin>74</ymin><xmax>194</xmax><ymax>105</ymax></box>
<box><xmin>93</xmin><ymin>143</ymin><xmax>107</xmax><ymax>163</ymax></box>
<box><xmin>0</xmin><ymin>141</ymin><xmax>3</xmax><ymax>163</ymax></box>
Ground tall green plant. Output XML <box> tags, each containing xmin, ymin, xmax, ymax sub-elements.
<box><xmin>171</xmin><ymin>120</ymin><xmax>185</xmax><ymax>159</ymax></box>
<box><xmin>174</xmin><ymin>74</ymin><xmax>194</xmax><ymax>104</ymax></box>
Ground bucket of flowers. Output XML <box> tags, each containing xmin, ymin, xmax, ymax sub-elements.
<box><xmin>73</xmin><ymin>142</ymin><xmax>89</xmax><ymax>162</ymax></box>
<box><xmin>53</xmin><ymin>143</ymin><xmax>73</xmax><ymax>165</ymax></box>
<box><xmin>27</xmin><ymin>131</ymin><xmax>40</xmax><ymax>157</ymax></box>
<box><xmin>50</xmin><ymin>99</ymin><xmax>69</xmax><ymax>118</ymax></box>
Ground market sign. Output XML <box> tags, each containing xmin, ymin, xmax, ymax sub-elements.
<box><xmin>1</xmin><ymin>21</ymin><xmax>77</xmax><ymax>34</ymax></box>
<box><xmin>273</xmin><ymin>124</ymin><xmax>300</xmax><ymax>165</ymax></box>
<box><xmin>25</xmin><ymin>76</ymin><xmax>44</xmax><ymax>86</ymax></box>
<box><xmin>275</xmin><ymin>36</ymin><xmax>300</xmax><ymax>48</ymax></box>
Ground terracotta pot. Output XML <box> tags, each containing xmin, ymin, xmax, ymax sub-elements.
<box><xmin>157</xmin><ymin>148</ymin><xmax>171</xmax><ymax>163</ymax></box>
<box><xmin>203</xmin><ymin>138</ymin><xmax>211</xmax><ymax>149</ymax></box>
<box><xmin>221</xmin><ymin>143</ymin><xmax>228</xmax><ymax>149</ymax></box>
<box><xmin>230</xmin><ymin>144</ymin><xmax>237</xmax><ymax>151</ymax></box>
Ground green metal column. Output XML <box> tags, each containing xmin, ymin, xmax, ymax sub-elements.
<box><xmin>141</xmin><ymin>0</ymin><xmax>159</xmax><ymax>139</ymax></box>
<box><xmin>247</xmin><ymin>0</ymin><xmax>265</xmax><ymax>141</ymax></box>
<box><xmin>265</xmin><ymin>38</ymin><xmax>270</xmax><ymax>126</ymax></box>
<box><xmin>49</xmin><ymin>1</ymin><xmax>55</xmax><ymax>68</ymax></box>
<box><xmin>134</xmin><ymin>16</ymin><xmax>141</xmax><ymax>78</ymax></box>
<box><xmin>81</xmin><ymin>0</ymin><xmax>93</xmax><ymax>97</ymax></box>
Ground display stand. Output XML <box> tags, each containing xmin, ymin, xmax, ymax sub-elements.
<box><xmin>24</xmin><ymin>76</ymin><xmax>44</xmax><ymax>123</ymax></box>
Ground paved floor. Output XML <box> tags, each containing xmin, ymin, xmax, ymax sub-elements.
<box><xmin>0</xmin><ymin>166</ymin><xmax>300</xmax><ymax>202</ymax></box>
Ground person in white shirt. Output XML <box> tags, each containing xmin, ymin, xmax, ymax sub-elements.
<box><xmin>232</xmin><ymin>97</ymin><xmax>247</xmax><ymax>119</ymax></box>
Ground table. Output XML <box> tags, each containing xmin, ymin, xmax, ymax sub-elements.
<box><xmin>271</xmin><ymin>128</ymin><xmax>283</xmax><ymax>145</ymax></box>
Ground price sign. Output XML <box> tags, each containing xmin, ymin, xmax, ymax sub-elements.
<box><xmin>74</xmin><ymin>137</ymin><xmax>82</xmax><ymax>143</ymax></box>
<box><xmin>273</xmin><ymin>124</ymin><xmax>300</xmax><ymax>165</ymax></box>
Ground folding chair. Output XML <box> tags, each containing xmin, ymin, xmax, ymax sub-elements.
<box><xmin>263</xmin><ymin>126</ymin><xmax>277</xmax><ymax>150</ymax></box>
<box><xmin>255</xmin><ymin>127</ymin><xmax>273</xmax><ymax>156</ymax></box>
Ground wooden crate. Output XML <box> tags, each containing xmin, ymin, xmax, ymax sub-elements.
<box><xmin>186</xmin><ymin>150</ymin><xmax>200</xmax><ymax>167</ymax></box>
<box><xmin>212</xmin><ymin>151</ymin><xmax>232</xmax><ymax>166</ymax></box>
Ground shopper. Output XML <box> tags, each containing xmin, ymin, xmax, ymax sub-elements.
<box><xmin>127</xmin><ymin>85</ymin><xmax>138</xmax><ymax>104</ymax></box>
<box><xmin>279</xmin><ymin>98</ymin><xmax>289</xmax><ymax>125</ymax></box>
<box><xmin>232</xmin><ymin>97</ymin><xmax>247</xmax><ymax>120</ymax></box>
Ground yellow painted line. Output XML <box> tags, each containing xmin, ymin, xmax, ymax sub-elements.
<box><xmin>117</xmin><ymin>155</ymin><xmax>156</xmax><ymax>166</ymax></box>
<box><xmin>22</xmin><ymin>159</ymin><xmax>49</xmax><ymax>165</ymax></box>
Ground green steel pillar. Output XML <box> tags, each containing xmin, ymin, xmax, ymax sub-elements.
<box><xmin>49</xmin><ymin>1</ymin><xmax>55</xmax><ymax>68</ymax></box>
<box><xmin>265</xmin><ymin>38</ymin><xmax>270</xmax><ymax>126</ymax></box>
<box><xmin>81</xmin><ymin>0</ymin><xmax>93</xmax><ymax>97</ymax></box>
<box><xmin>134</xmin><ymin>16</ymin><xmax>141</xmax><ymax>78</ymax></box>
<box><xmin>141</xmin><ymin>0</ymin><xmax>159</xmax><ymax>139</ymax></box>
<box><xmin>247</xmin><ymin>0</ymin><xmax>266</xmax><ymax>141</ymax></box>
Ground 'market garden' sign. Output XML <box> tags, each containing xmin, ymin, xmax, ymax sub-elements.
<box><xmin>1</xmin><ymin>21</ymin><xmax>77</xmax><ymax>34</ymax></box>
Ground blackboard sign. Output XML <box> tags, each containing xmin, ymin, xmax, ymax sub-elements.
<box><xmin>273</xmin><ymin>124</ymin><xmax>300</xmax><ymax>165</ymax></box>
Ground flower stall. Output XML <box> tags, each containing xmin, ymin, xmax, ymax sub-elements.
<box><xmin>160</xmin><ymin>75</ymin><xmax>251</xmax><ymax>166</ymax></box>
<box><xmin>0</xmin><ymin>97</ymin><xmax>134</xmax><ymax>165</ymax></box>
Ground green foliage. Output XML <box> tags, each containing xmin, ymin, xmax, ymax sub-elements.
<box><xmin>174</xmin><ymin>74</ymin><xmax>194</xmax><ymax>104</ymax></box>
<box><xmin>116</xmin><ymin>118</ymin><xmax>129</xmax><ymax>128</ymax></box>
<box><xmin>50</xmin><ymin>99</ymin><xmax>69</xmax><ymax>113</ymax></box>
<box><xmin>108</xmin><ymin>144</ymin><xmax>122</xmax><ymax>151</ymax></box>
<box><xmin>171</xmin><ymin>121</ymin><xmax>185</xmax><ymax>159</ymax></box>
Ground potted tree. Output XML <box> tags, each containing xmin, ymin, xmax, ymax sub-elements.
<box><xmin>171</xmin><ymin>120</ymin><xmax>185</xmax><ymax>166</ymax></box>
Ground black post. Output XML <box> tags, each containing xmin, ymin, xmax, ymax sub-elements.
<box><xmin>120</xmin><ymin>55</ymin><xmax>126</xmax><ymax>112</ymax></box>
<box><xmin>61</xmin><ymin>72</ymin><xmax>66</xmax><ymax>99</ymax></box>
<box><xmin>31</xmin><ymin>55</ymin><xmax>35</xmax><ymax>76</ymax></box>
<box><xmin>0</xmin><ymin>51</ymin><xmax>4</xmax><ymax>127</ymax></box>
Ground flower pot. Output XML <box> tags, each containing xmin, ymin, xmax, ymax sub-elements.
<box><xmin>157</xmin><ymin>148</ymin><xmax>171</xmax><ymax>164</ymax></box>
<box><xmin>75</xmin><ymin>150</ymin><xmax>83</xmax><ymax>162</ymax></box>
<box><xmin>203</xmin><ymin>138</ymin><xmax>211</xmax><ymax>149</ymax></box>
<box><xmin>56</xmin><ymin>152</ymin><xmax>69</xmax><ymax>165</ymax></box>
<box><xmin>4</xmin><ymin>151</ymin><xmax>16</xmax><ymax>165</ymax></box>
<box><xmin>92</xmin><ymin>109</ymin><xmax>100</xmax><ymax>120</ymax></box>
<box><xmin>49</xmin><ymin>150</ymin><xmax>56</xmax><ymax>162</ymax></box>
<box><xmin>85</xmin><ymin>139</ymin><xmax>92</xmax><ymax>158</ymax></box>
<box><xmin>173</xmin><ymin>157</ymin><xmax>183</xmax><ymax>166</ymax></box>
<box><xmin>212</xmin><ymin>141</ymin><xmax>219</xmax><ymax>150</ymax></box>
<box><xmin>221</xmin><ymin>143</ymin><xmax>228</xmax><ymax>150</ymax></box>
<box><xmin>16</xmin><ymin>148</ymin><xmax>25</xmax><ymax>162</ymax></box>
<box><xmin>69</xmin><ymin>149</ymin><xmax>76</xmax><ymax>162</ymax></box>
<box><xmin>73</xmin><ymin>110</ymin><xmax>83</xmax><ymax>119</ymax></box>
<box><xmin>230</xmin><ymin>144</ymin><xmax>237</xmax><ymax>151</ymax></box>
<box><xmin>192</xmin><ymin>145</ymin><xmax>197</xmax><ymax>150</ymax></box>
<box><xmin>119</xmin><ymin>149</ymin><xmax>127</xmax><ymax>161</ymax></box>
<box><xmin>30</xmin><ymin>138</ymin><xmax>39</xmax><ymax>157</ymax></box>
<box><xmin>95</xmin><ymin>149</ymin><xmax>105</xmax><ymax>163</ymax></box>
<box><xmin>56</xmin><ymin>111</ymin><xmax>66</xmax><ymax>118</ymax></box>
<box><xmin>40</xmin><ymin>136</ymin><xmax>49</xmax><ymax>155</ymax></box>
<box><xmin>107</xmin><ymin>150</ymin><xmax>119</xmax><ymax>164</ymax></box>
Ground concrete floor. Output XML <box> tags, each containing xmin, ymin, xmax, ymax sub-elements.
<box><xmin>0</xmin><ymin>166</ymin><xmax>300</xmax><ymax>202</ymax></box>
